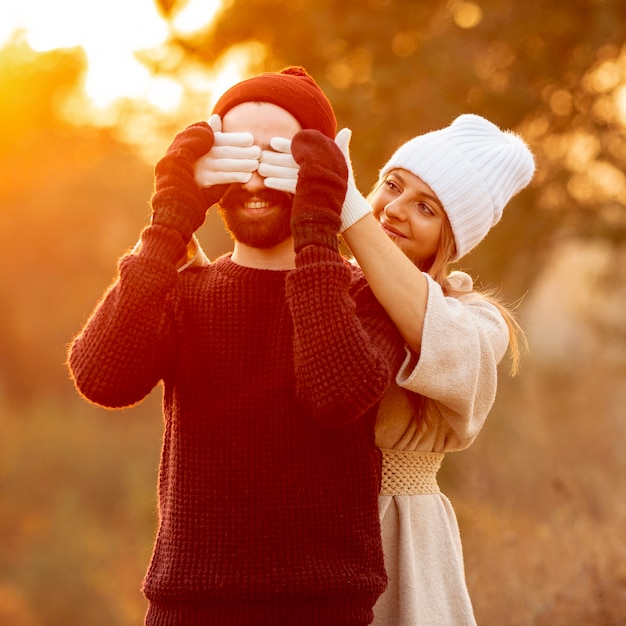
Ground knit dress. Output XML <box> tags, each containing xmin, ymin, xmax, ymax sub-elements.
<box><xmin>68</xmin><ymin>224</ymin><xmax>404</xmax><ymax>626</ymax></box>
<box><xmin>371</xmin><ymin>271</ymin><xmax>509</xmax><ymax>626</ymax></box>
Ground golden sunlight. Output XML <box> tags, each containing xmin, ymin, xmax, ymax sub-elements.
<box><xmin>450</xmin><ymin>1</ymin><xmax>483</xmax><ymax>29</ymax></box>
<box><xmin>172</xmin><ymin>0</ymin><xmax>222</xmax><ymax>36</ymax></box>
<box><xmin>0</xmin><ymin>0</ymin><xmax>234</xmax><ymax>113</ymax></box>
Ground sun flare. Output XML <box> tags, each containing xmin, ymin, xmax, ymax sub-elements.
<box><xmin>0</xmin><ymin>0</ymin><xmax>240</xmax><ymax>114</ymax></box>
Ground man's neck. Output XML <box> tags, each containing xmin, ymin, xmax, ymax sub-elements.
<box><xmin>231</xmin><ymin>238</ymin><xmax>296</xmax><ymax>270</ymax></box>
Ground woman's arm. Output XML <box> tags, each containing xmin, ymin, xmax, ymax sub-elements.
<box><xmin>398</xmin><ymin>276</ymin><xmax>509</xmax><ymax>445</ymax></box>
<box><xmin>342</xmin><ymin>214</ymin><xmax>429</xmax><ymax>353</ymax></box>
<box><xmin>335</xmin><ymin>130</ymin><xmax>429</xmax><ymax>354</ymax></box>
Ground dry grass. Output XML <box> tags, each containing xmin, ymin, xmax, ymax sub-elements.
<box><xmin>2</xmin><ymin>275</ymin><xmax>625</xmax><ymax>624</ymax></box>
<box><xmin>443</xmin><ymin>352</ymin><xmax>626</xmax><ymax>625</ymax></box>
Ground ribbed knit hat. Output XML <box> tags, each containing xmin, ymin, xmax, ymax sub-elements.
<box><xmin>379</xmin><ymin>114</ymin><xmax>535</xmax><ymax>260</ymax></box>
<box><xmin>212</xmin><ymin>66</ymin><xmax>337</xmax><ymax>139</ymax></box>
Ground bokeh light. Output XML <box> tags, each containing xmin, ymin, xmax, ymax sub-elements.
<box><xmin>0</xmin><ymin>0</ymin><xmax>225</xmax><ymax>112</ymax></box>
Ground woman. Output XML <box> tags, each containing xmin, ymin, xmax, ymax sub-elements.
<box><xmin>337</xmin><ymin>114</ymin><xmax>535</xmax><ymax>625</ymax></box>
<box><xmin>190</xmin><ymin>113</ymin><xmax>535</xmax><ymax>624</ymax></box>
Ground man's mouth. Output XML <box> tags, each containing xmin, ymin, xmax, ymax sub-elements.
<box><xmin>219</xmin><ymin>185</ymin><xmax>293</xmax><ymax>218</ymax></box>
<box><xmin>242</xmin><ymin>199</ymin><xmax>275</xmax><ymax>216</ymax></box>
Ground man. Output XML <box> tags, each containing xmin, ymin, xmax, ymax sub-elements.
<box><xmin>68</xmin><ymin>67</ymin><xmax>404</xmax><ymax>625</ymax></box>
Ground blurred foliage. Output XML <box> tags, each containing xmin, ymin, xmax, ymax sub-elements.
<box><xmin>0</xmin><ymin>398</ymin><xmax>161</xmax><ymax>626</ymax></box>
<box><xmin>1</xmin><ymin>2</ymin><xmax>626</xmax><ymax>624</ymax></box>
<box><xmin>0</xmin><ymin>38</ymin><xmax>231</xmax><ymax>406</ymax></box>
<box><xmin>154</xmin><ymin>0</ymin><xmax>626</xmax><ymax>295</ymax></box>
<box><xmin>0</xmin><ymin>45</ymin><xmax>164</xmax><ymax>621</ymax></box>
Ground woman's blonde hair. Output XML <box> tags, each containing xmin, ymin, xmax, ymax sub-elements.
<box><xmin>424</xmin><ymin>214</ymin><xmax>527</xmax><ymax>376</ymax></box>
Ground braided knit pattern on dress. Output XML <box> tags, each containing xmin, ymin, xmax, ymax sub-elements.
<box><xmin>380</xmin><ymin>448</ymin><xmax>444</xmax><ymax>495</ymax></box>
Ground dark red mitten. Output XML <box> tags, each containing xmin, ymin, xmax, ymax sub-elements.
<box><xmin>151</xmin><ymin>122</ymin><xmax>226</xmax><ymax>243</ymax></box>
<box><xmin>290</xmin><ymin>129</ymin><xmax>348</xmax><ymax>253</ymax></box>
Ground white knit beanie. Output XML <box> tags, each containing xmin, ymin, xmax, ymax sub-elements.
<box><xmin>379</xmin><ymin>114</ymin><xmax>535</xmax><ymax>260</ymax></box>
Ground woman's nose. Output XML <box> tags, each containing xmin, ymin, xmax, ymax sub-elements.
<box><xmin>383</xmin><ymin>196</ymin><xmax>406</xmax><ymax>221</ymax></box>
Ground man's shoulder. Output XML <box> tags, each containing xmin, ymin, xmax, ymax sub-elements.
<box><xmin>345</xmin><ymin>259</ymin><xmax>376</xmax><ymax>302</ymax></box>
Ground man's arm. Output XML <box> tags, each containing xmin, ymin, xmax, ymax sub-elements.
<box><xmin>68</xmin><ymin>122</ymin><xmax>224</xmax><ymax>408</ymax></box>
<box><xmin>285</xmin><ymin>129</ymin><xmax>404</xmax><ymax>427</ymax></box>
<box><xmin>68</xmin><ymin>226</ymin><xmax>184</xmax><ymax>408</ymax></box>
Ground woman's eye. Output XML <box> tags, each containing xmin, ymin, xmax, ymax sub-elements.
<box><xmin>416</xmin><ymin>202</ymin><xmax>434</xmax><ymax>215</ymax></box>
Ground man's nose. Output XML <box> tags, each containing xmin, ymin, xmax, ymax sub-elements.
<box><xmin>241</xmin><ymin>168</ymin><xmax>265</xmax><ymax>194</ymax></box>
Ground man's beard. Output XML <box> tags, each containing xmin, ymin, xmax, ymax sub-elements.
<box><xmin>217</xmin><ymin>185</ymin><xmax>293</xmax><ymax>249</ymax></box>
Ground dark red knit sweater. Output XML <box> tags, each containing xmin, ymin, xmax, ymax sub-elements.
<box><xmin>69</xmin><ymin>224</ymin><xmax>404</xmax><ymax>625</ymax></box>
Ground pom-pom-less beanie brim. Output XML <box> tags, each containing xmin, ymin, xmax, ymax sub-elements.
<box><xmin>212</xmin><ymin>66</ymin><xmax>337</xmax><ymax>139</ymax></box>
<box><xmin>380</xmin><ymin>114</ymin><xmax>535</xmax><ymax>260</ymax></box>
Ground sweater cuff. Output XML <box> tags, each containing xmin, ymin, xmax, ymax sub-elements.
<box><xmin>291</xmin><ymin>211</ymin><xmax>341</xmax><ymax>254</ymax></box>
<box><xmin>294</xmin><ymin>243</ymin><xmax>344</xmax><ymax>268</ymax></box>
<box><xmin>134</xmin><ymin>224</ymin><xmax>189</xmax><ymax>267</ymax></box>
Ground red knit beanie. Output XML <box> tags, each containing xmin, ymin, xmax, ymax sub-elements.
<box><xmin>212</xmin><ymin>66</ymin><xmax>337</xmax><ymax>139</ymax></box>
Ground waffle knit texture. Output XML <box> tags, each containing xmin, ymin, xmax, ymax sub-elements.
<box><xmin>68</xmin><ymin>222</ymin><xmax>404</xmax><ymax>625</ymax></box>
<box><xmin>379</xmin><ymin>114</ymin><xmax>535</xmax><ymax>260</ymax></box>
<box><xmin>213</xmin><ymin>66</ymin><xmax>337</xmax><ymax>139</ymax></box>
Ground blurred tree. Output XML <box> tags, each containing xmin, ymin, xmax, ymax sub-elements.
<box><xmin>0</xmin><ymin>9</ymin><xmax>624</xmax><ymax>625</ymax></box>
<box><xmin>0</xmin><ymin>40</ymin><xmax>147</xmax><ymax>404</ymax></box>
<box><xmin>153</xmin><ymin>0</ymin><xmax>626</xmax><ymax>295</ymax></box>
<box><xmin>0</xmin><ymin>38</ymin><xmax>231</xmax><ymax>405</ymax></box>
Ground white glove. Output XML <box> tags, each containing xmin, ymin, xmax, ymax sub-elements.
<box><xmin>259</xmin><ymin>136</ymin><xmax>299</xmax><ymax>194</ymax></box>
<box><xmin>334</xmin><ymin>128</ymin><xmax>373</xmax><ymax>232</ymax></box>
<box><xmin>194</xmin><ymin>114</ymin><xmax>261</xmax><ymax>187</ymax></box>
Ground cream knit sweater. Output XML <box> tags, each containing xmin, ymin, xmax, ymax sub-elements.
<box><xmin>372</xmin><ymin>271</ymin><xmax>509</xmax><ymax>626</ymax></box>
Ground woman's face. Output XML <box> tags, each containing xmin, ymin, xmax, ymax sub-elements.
<box><xmin>369</xmin><ymin>168</ymin><xmax>446</xmax><ymax>267</ymax></box>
